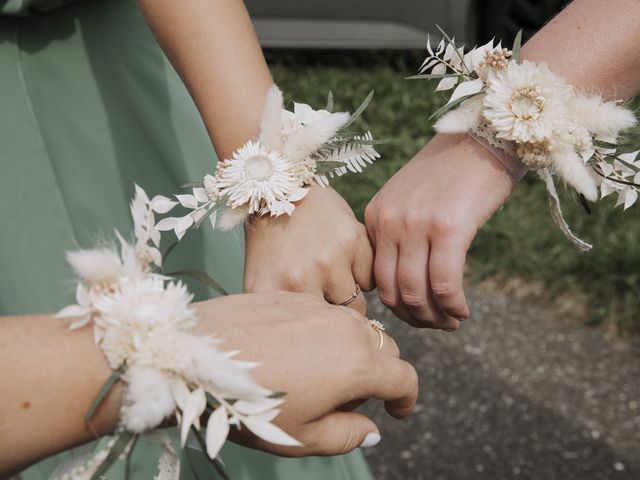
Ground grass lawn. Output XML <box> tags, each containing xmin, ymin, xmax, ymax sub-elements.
<box><xmin>268</xmin><ymin>50</ymin><xmax>640</xmax><ymax>336</ymax></box>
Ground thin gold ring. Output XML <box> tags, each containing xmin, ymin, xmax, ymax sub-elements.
<box><xmin>338</xmin><ymin>284</ymin><xmax>361</xmax><ymax>307</ymax></box>
<box><xmin>369</xmin><ymin>319</ymin><xmax>385</xmax><ymax>352</ymax></box>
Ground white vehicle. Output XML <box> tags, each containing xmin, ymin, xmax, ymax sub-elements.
<box><xmin>246</xmin><ymin>0</ymin><xmax>569</xmax><ymax>49</ymax></box>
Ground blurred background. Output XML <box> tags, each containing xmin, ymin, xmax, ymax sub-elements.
<box><xmin>247</xmin><ymin>1</ymin><xmax>640</xmax><ymax>479</ymax></box>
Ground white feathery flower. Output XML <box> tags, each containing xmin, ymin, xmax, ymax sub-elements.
<box><xmin>550</xmin><ymin>143</ymin><xmax>598</xmax><ymax>201</ymax></box>
<box><xmin>483</xmin><ymin>60</ymin><xmax>572</xmax><ymax>143</ymax></box>
<box><xmin>217</xmin><ymin>204</ymin><xmax>249</xmax><ymax>231</ymax></box>
<box><xmin>281</xmin><ymin>104</ymin><xmax>349</xmax><ymax>162</ymax></box>
<box><xmin>258</xmin><ymin>85</ymin><xmax>286</xmax><ymax>151</ymax></box>
<box><xmin>122</xmin><ymin>366</ymin><xmax>176</xmax><ymax>433</ymax></box>
<box><xmin>175</xmin><ymin>333</ymin><xmax>271</xmax><ymax>399</ymax></box>
<box><xmin>216</xmin><ymin>141</ymin><xmax>301</xmax><ymax>215</ymax></box>
<box><xmin>567</xmin><ymin>95</ymin><xmax>637</xmax><ymax>140</ymax></box>
<box><xmin>66</xmin><ymin>249</ymin><xmax>122</xmax><ymax>285</ymax></box>
<box><xmin>435</xmin><ymin>95</ymin><xmax>485</xmax><ymax>133</ymax></box>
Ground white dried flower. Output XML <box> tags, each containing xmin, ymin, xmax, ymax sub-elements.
<box><xmin>483</xmin><ymin>60</ymin><xmax>572</xmax><ymax>143</ymax></box>
<box><xmin>203</xmin><ymin>174</ymin><xmax>220</xmax><ymax>201</ymax></box>
<box><xmin>515</xmin><ymin>140</ymin><xmax>554</xmax><ymax>169</ymax></box>
<box><xmin>280</xmin><ymin>103</ymin><xmax>349</xmax><ymax>162</ymax></box>
<box><xmin>551</xmin><ymin>143</ymin><xmax>598</xmax><ymax>201</ymax></box>
<box><xmin>66</xmin><ymin>249</ymin><xmax>123</xmax><ymax>285</ymax></box>
<box><xmin>95</xmin><ymin>277</ymin><xmax>195</xmax><ymax>368</ymax></box>
<box><xmin>434</xmin><ymin>95</ymin><xmax>485</xmax><ymax>134</ymax></box>
<box><xmin>216</xmin><ymin>140</ymin><xmax>301</xmax><ymax>215</ymax></box>
<box><xmin>567</xmin><ymin>95</ymin><xmax>637</xmax><ymax>140</ymax></box>
<box><xmin>122</xmin><ymin>366</ymin><xmax>176</xmax><ymax>433</ymax></box>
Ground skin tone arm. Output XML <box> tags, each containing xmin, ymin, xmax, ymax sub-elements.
<box><xmin>365</xmin><ymin>0</ymin><xmax>640</xmax><ymax>329</ymax></box>
<box><xmin>0</xmin><ymin>314</ymin><xmax>122</xmax><ymax>477</ymax></box>
<box><xmin>0</xmin><ymin>293</ymin><xmax>418</xmax><ymax>475</ymax></box>
<box><xmin>138</xmin><ymin>0</ymin><xmax>373</xmax><ymax>314</ymax></box>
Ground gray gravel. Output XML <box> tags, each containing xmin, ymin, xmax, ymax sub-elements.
<box><xmin>360</xmin><ymin>289</ymin><xmax>640</xmax><ymax>480</ymax></box>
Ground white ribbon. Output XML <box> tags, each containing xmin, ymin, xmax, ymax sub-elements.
<box><xmin>538</xmin><ymin>169</ymin><xmax>593</xmax><ymax>252</ymax></box>
<box><xmin>49</xmin><ymin>429</ymin><xmax>206</xmax><ymax>480</ymax></box>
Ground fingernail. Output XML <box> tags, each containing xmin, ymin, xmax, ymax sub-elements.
<box><xmin>359</xmin><ymin>432</ymin><xmax>381</xmax><ymax>448</ymax></box>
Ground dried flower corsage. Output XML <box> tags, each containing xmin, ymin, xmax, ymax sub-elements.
<box><xmin>155</xmin><ymin>85</ymin><xmax>381</xmax><ymax>240</ymax></box>
<box><xmin>55</xmin><ymin>185</ymin><xmax>299</xmax><ymax>479</ymax></box>
<box><xmin>412</xmin><ymin>28</ymin><xmax>639</xmax><ymax>250</ymax></box>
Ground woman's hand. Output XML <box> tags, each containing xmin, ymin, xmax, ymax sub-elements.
<box><xmin>364</xmin><ymin>133</ymin><xmax>516</xmax><ymax>330</ymax></box>
<box><xmin>244</xmin><ymin>186</ymin><xmax>374</xmax><ymax>315</ymax></box>
<box><xmin>193</xmin><ymin>292</ymin><xmax>418</xmax><ymax>456</ymax></box>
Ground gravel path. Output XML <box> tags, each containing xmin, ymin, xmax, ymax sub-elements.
<box><xmin>361</xmin><ymin>290</ymin><xmax>640</xmax><ymax>480</ymax></box>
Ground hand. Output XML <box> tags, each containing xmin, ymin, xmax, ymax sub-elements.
<box><xmin>244</xmin><ymin>186</ymin><xmax>374</xmax><ymax>316</ymax></box>
<box><xmin>364</xmin><ymin>133</ymin><xmax>516</xmax><ymax>330</ymax></box>
<box><xmin>193</xmin><ymin>292</ymin><xmax>418</xmax><ymax>456</ymax></box>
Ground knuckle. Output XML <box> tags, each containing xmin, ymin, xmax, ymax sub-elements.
<box><xmin>377</xmin><ymin>208</ymin><xmax>398</xmax><ymax>230</ymax></box>
<box><xmin>313</xmin><ymin>252</ymin><xmax>333</xmax><ymax>272</ymax></box>
<box><xmin>364</xmin><ymin>203</ymin><xmax>376</xmax><ymax>226</ymax></box>
<box><xmin>286</xmin><ymin>269</ymin><xmax>308</xmax><ymax>292</ymax></box>
<box><xmin>377</xmin><ymin>289</ymin><xmax>398</xmax><ymax>309</ymax></box>
<box><xmin>399</xmin><ymin>290</ymin><xmax>427</xmax><ymax>308</ymax></box>
<box><xmin>356</xmin><ymin>222</ymin><xmax>370</xmax><ymax>244</ymax></box>
<box><xmin>401</xmin><ymin>211</ymin><xmax>426</xmax><ymax>230</ymax></box>
<box><xmin>430</xmin><ymin>281</ymin><xmax>459</xmax><ymax>299</ymax></box>
<box><xmin>430</xmin><ymin>215</ymin><xmax>462</xmax><ymax>237</ymax></box>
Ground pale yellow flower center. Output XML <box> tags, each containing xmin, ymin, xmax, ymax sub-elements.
<box><xmin>91</xmin><ymin>281</ymin><xmax>117</xmax><ymax>295</ymax></box>
<box><xmin>516</xmin><ymin>140</ymin><xmax>553</xmax><ymax>169</ymax></box>
<box><xmin>509</xmin><ymin>86</ymin><xmax>545</xmax><ymax>121</ymax></box>
<box><xmin>244</xmin><ymin>154</ymin><xmax>274</xmax><ymax>180</ymax></box>
<box><xmin>481</xmin><ymin>48</ymin><xmax>512</xmax><ymax>70</ymax></box>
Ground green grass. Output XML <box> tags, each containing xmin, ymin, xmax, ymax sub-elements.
<box><xmin>268</xmin><ymin>50</ymin><xmax>640</xmax><ymax>336</ymax></box>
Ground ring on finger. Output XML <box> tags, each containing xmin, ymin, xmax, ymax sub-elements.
<box><xmin>338</xmin><ymin>284</ymin><xmax>361</xmax><ymax>307</ymax></box>
<box><xmin>368</xmin><ymin>319</ymin><xmax>386</xmax><ymax>352</ymax></box>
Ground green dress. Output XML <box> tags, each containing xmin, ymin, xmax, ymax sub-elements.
<box><xmin>0</xmin><ymin>0</ymin><xmax>373</xmax><ymax>478</ymax></box>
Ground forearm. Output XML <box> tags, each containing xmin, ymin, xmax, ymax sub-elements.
<box><xmin>137</xmin><ymin>0</ymin><xmax>273</xmax><ymax>161</ymax></box>
<box><xmin>522</xmin><ymin>0</ymin><xmax>640</xmax><ymax>99</ymax></box>
<box><xmin>0</xmin><ymin>315</ymin><xmax>121</xmax><ymax>476</ymax></box>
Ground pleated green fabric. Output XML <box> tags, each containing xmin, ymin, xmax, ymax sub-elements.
<box><xmin>0</xmin><ymin>0</ymin><xmax>373</xmax><ymax>478</ymax></box>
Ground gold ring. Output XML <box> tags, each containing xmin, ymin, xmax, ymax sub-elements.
<box><xmin>369</xmin><ymin>319</ymin><xmax>385</xmax><ymax>352</ymax></box>
<box><xmin>338</xmin><ymin>284</ymin><xmax>361</xmax><ymax>307</ymax></box>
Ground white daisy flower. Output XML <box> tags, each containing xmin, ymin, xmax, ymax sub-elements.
<box><xmin>216</xmin><ymin>140</ymin><xmax>301</xmax><ymax>215</ymax></box>
<box><xmin>483</xmin><ymin>60</ymin><xmax>572</xmax><ymax>143</ymax></box>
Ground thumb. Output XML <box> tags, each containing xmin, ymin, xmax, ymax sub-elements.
<box><xmin>306</xmin><ymin>411</ymin><xmax>381</xmax><ymax>455</ymax></box>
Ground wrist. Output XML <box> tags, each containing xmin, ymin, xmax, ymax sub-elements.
<box><xmin>78</xmin><ymin>324</ymin><xmax>124</xmax><ymax>436</ymax></box>
<box><xmin>422</xmin><ymin>133</ymin><xmax>518</xmax><ymax>192</ymax></box>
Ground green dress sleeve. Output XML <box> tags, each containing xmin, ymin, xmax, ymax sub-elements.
<box><xmin>1</xmin><ymin>0</ymin><xmax>81</xmax><ymax>16</ymax></box>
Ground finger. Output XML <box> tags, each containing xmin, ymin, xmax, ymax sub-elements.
<box><xmin>373</xmin><ymin>239</ymin><xmax>414</xmax><ymax>323</ymax></box>
<box><xmin>396</xmin><ymin>239</ymin><xmax>434</xmax><ymax>324</ymax></box>
<box><xmin>305</xmin><ymin>411</ymin><xmax>380</xmax><ymax>455</ymax></box>
<box><xmin>352</xmin><ymin>229</ymin><xmax>375</xmax><ymax>292</ymax></box>
<box><xmin>337</xmin><ymin>306</ymin><xmax>399</xmax><ymax>359</ymax></box>
<box><xmin>429</xmin><ymin>235</ymin><xmax>471</xmax><ymax>320</ymax></box>
<box><xmin>367</xmin><ymin>357</ymin><xmax>419</xmax><ymax>419</ymax></box>
<box><xmin>326</xmin><ymin>271</ymin><xmax>368</xmax><ymax>316</ymax></box>
<box><xmin>365</xmin><ymin>320</ymin><xmax>400</xmax><ymax>358</ymax></box>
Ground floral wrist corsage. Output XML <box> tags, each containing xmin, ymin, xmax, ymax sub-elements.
<box><xmin>56</xmin><ymin>185</ymin><xmax>298</xmax><ymax>479</ymax></box>
<box><xmin>155</xmin><ymin>84</ymin><xmax>381</xmax><ymax>240</ymax></box>
<box><xmin>413</xmin><ymin>28</ymin><xmax>639</xmax><ymax>250</ymax></box>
